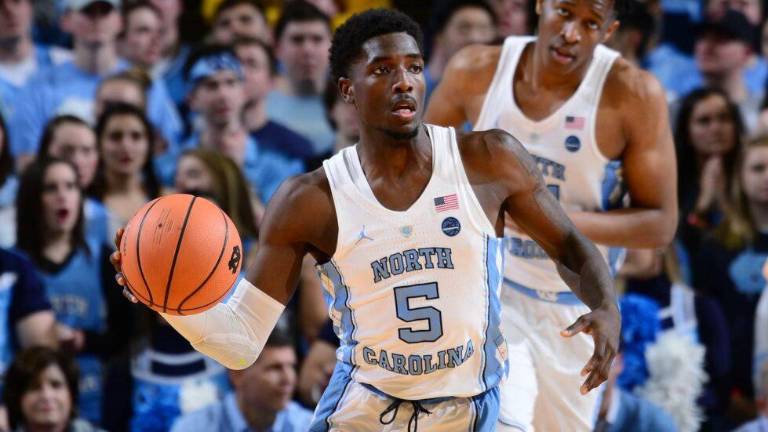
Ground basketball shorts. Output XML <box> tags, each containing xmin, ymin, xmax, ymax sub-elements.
<box><xmin>497</xmin><ymin>281</ymin><xmax>602</xmax><ymax>432</ymax></box>
<box><xmin>310</xmin><ymin>362</ymin><xmax>500</xmax><ymax>431</ymax></box>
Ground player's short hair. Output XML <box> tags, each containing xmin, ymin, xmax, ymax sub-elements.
<box><xmin>274</xmin><ymin>0</ymin><xmax>331</xmax><ymax>43</ymax></box>
<box><xmin>430</xmin><ymin>0</ymin><xmax>497</xmax><ymax>35</ymax></box>
<box><xmin>330</xmin><ymin>8</ymin><xmax>424</xmax><ymax>83</ymax></box>
<box><xmin>233</xmin><ymin>36</ymin><xmax>278</xmax><ymax>76</ymax></box>
<box><xmin>213</xmin><ymin>0</ymin><xmax>265</xmax><ymax>22</ymax></box>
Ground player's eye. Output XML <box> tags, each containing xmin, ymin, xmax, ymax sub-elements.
<box><xmin>373</xmin><ymin>66</ymin><xmax>390</xmax><ymax>75</ymax></box>
<box><xmin>409</xmin><ymin>64</ymin><xmax>423</xmax><ymax>74</ymax></box>
<box><xmin>587</xmin><ymin>21</ymin><xmax>599</xmax><ymax>30</ymax></box>
<box><xmin>556</xmin><ymin>7</ymin><xmax>569</xmax><ymax>16</ymax></box>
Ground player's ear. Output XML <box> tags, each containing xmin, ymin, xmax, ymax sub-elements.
<box><xmin>338</xmin><ymin>77</ymin><xmax>355</xmax><ymax>104</ymax></box>
<box><xmin>601</xmin><ymin>19</ymin><xmax>620</xmax><ymax>43</ymax></box>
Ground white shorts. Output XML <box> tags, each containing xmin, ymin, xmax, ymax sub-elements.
<box><xmin>310</xmin><ymin>362</ymin><xmax>500</xmax><ymax>431</ymax></box>
<box><xmin>497</xmin><ymin>282</ymin><xmax>602</xmax><ymax>432</ymax></box>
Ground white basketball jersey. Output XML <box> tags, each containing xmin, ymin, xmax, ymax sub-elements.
<box><xmin>317</xmin><ymin>124</ymin><xmax>507</xmax><ymax>400</ymax></box>
<box><xmin>474</xmin><ymin>36</ymin><xmax>626</xmax><ymax>294</ymax></box>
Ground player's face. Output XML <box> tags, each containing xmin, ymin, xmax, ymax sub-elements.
<box><xmin>42</xmin><ymin>162</ymin><xmax>81</xmax><ymax>235</ymax></box>
<box><xmin>212</xmin><ymin>4</ymin><xmax>269</xmax><ymax>45</ymax></box>
<box><xmin>121</xmin><ymin>7</ymin><xmax>163</xmax><ymax>68</ymax></box>
<box><xmin>236</xmin><ymin>44</ymin><xmax>273</xmax><ymax>102</ymax></box>
<box><xmin>0</xmin><ymin>0</ymin><xmax>32</xmax><ymax>41</ymax></box>
<box><xmin>689</xmin><ymin>94</ymin><xmax>736</xmax><ymax>156</ymax></box>
<box><xmin>536</xmin><ymin>0</ymin><xmax>618</xmax><ymax>72</ymax></box>
<box><xmin>48</xmin><ymin>123</ymin><xmax>98</xmax><ymax>189</ymax></box>
<box><xmin>190</xmin><ymin>70</ymin><xmax>245</xmax><ymax>128</ymax></box>
<box><xmin>741</xmin><ymin>146</ymin><xmax>768</xmax><ymax>205</ymax></box>
<box><xmin>20</xmin><ymin>365</ymin><xmax>73</xmax><ymax>430</ymax></box>
<box><xmin>96</xmin><ymin>80</ymin><xmax>146</xmax><ymax>119</ymax></box>
<box><xmin>234</xmin><ymin>346</ymin><xmax>297</xmax><ymax>412</ymax></box>
<box><xmin>342</xmin><ymin>32</ymin><xmax>425</xmax><ymax>140</ymax></box>
<box><xmin>175</xmin><ymin>155</ymin><xmax>214</xmax><ymax>194</ymax></box>
<box><xmin>440</xmin><ymin>6</ymin><xmax>496</xmax><ymax>55</ymax></box>
<box><xmin>100</xmin><ymin>114</ymin><xmax>150</xmax><ymax>177</ymax></box>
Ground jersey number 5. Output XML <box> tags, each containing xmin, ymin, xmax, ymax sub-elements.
<box><xmin>394</xmin><ymin>282</ymin><xmax>444</xmax><ymax>343</ymax></box>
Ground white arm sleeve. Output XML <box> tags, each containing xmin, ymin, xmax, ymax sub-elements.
<box><xmin>160</xmin><ymin>279</ymin><xmax>285</xmax><ymax>370</ymax></box>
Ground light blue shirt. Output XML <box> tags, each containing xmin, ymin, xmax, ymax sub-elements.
<box><xmin>734</xmin><ymin>416</ymin><xmax>768</xmax><ymax>432</ymax></box>
<box><xmin>266</xmin><ymin>90</ymin><xmax>334</xmax><ymax>157</ymax></box>
<box><xmin>170</xmin><ymin>393</ymin><xmax>313</xmax><ymax>432</ymax></box>
<box><xmin>8</xmin><ymin>59</ymin><xmax>182</xmax><ymax>157</ymax></box>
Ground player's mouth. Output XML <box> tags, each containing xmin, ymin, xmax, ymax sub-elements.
<box><xmin>391</xmin><ymin>99</ymin><xmax>417</xmax><ymax>121</ymax></box>
<box><xmin>550</xmin><ymin>46</ymin><xmax>576</xmax><ymax>65</ymax></box>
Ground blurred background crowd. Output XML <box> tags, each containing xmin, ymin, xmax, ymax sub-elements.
<box><xmin>0</xmin><ymin>0</ymin><xmax>764</xmax><ymax>431</ymax></box>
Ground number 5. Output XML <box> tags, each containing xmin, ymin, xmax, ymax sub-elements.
<box><xmin>394</xmin><ymin>282</ymin><xmax>443</xmax><ymax>343</ymax></box>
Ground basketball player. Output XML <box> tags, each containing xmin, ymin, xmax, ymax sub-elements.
<box><xmin>424</xmin><ymin>0</ymin><xmax>678</xmax><ymax>429</ymax></box>
<box><xmin>112</xmin><ymin>9</ymin><xmax>620</xmax><ymax>430</ymax></box>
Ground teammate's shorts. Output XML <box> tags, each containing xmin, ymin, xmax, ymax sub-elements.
<box><xmin>497</xmin><ymin>280</ymin><xmax>602</xmax><ymax>432</ymax></box>
<box><xmin>310</xmin><ymin>362</ymin><xmax>500</xmax><ymax>431</ymax></box>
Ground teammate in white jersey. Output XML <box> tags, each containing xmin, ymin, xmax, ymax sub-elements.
<box><xmin>112</xmin><ymin>9</ymin><xmax>620</xmax><ymax>431</ymax></box>
<box><xmin>426</xmin><ymin>0</ymin><xmax>678</xmax><ymax>430</ymax></box>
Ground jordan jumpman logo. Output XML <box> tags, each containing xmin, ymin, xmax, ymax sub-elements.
<box><xmin>355</xmin><ymin>225</ymin><xmax>374</xmax><ymax>245</ymax></box>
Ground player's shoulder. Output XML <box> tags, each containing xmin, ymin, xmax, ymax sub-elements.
<box><xmin>604</xmin><ymin>56</ymin><xmax>666</xmax><ymax>105</ymax></box>
<box><xmin>270</xmin><ymin>167</ymin><xmax>332</xmax><ymax>212</ymax></box>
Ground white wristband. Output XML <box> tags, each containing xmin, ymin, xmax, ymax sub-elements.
<box><xmin>161</xmin><ymin>278</ymin><xmax>285</xmax><ymax>370</ymax></box>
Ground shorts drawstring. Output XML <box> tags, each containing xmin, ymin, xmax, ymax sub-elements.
<box><xmin>379</xmin><ymin>398</ymin><xmax>432</xmax><ymax>431</ymax></box>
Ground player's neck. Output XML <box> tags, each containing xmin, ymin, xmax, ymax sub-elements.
<box><xmin>73</xmin><ymin>41</ymin><xmax>117</xmax><ymax>75</ymax></box>
<box><xmin>0</xmin><ymin>35</ymin><xmax>33</xmax><ymax>63</ymax></box>
<box><xmin>529</xmin><ymin>42</ymin><xmax>590</xmax><ymax>90</ymax></box>
<box><xmin>237</xmin><ymin>395</ymin><xmax>278</xmax><ymax>431</ymax></box>
<box><xmin>357</xmin><ymin>125</ymin><xmax>431</xmax><ymax>180</ymax></box>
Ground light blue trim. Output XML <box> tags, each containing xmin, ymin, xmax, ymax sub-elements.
<box><xmin>482</xmin><ymin>237</ymin><xmax>506</xmax><ymax>390</ymax></box>
<box><xmin>318</xmin><ymin>260</ymin><xmax>358</xmax><ymax>365</ymax></box>
<box><xmin>503</xmin><ymin>278</ymin><xmax>584</xmax><ymax>306</ymax></box>
<box><xmin>472</xmin><ymin>386</ymin><xmax>500</xmax><ymax>431</ymax></box>
<box><xmin>309</xmin><ymin>361</ymin><xmax>354</xmax><ymax>432</ymax></box>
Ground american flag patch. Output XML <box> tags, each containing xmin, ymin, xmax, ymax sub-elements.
<box><xmin>434</xmin><ymin>194</ymin><xmax>459</xmax><ymax>212</ymax></box>
<box><xmin>565</xmin><ymin>115</ymin><xmax>585</xmax><ymax>130</ymax></box>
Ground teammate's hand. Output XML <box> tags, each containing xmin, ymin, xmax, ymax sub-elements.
<box><xmin>110</xmin><ymin>228</ymin><xmax>138</xmax><ymax>304</ymax></box>
<box><xmin>561</xmin><ymin>303</ymin><xmax>620</xmax><ymax>395</ymax></box>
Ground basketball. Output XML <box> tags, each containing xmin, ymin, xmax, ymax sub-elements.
<box><xmin>119</xmin><ymin>194</ymin><xmax>243</xmax><ymax>315</ymax></box>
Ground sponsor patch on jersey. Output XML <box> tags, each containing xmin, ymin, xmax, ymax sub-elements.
<box><xmin>565</xmin><ymin>135</ymin><xmax>581</xmax><ymax>152</ymax></box>
<box><xmin>441</xmin><ymin>217</ymin><xmax>461</xmax><ymax>237</ymax></box>
<box><xmin>400</xmin><ymin>225</ymin><xmax>413</xmax><ymax>238</ymax></box>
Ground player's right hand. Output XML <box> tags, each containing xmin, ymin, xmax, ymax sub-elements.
<box><xmin>110</xmin><ymin>228</ymin><xmax>138</xmax><ymax>304</ymax></box>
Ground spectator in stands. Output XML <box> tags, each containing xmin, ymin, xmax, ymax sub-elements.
<box><xmin>210</xmin><ymin>0</ymin><xmax>270</xmax><ymax>45</ymax></box>
<box><xmin>37</xmin><ymin>115</ymin><xmax>110</xmax><ymax>246</ymax></box>
<box><xmin>117</xmin><ymin>1</ymin><xmax>163</xmax><ymax>72</ymax></box>
<box><xmin>675</xmin><ymin>88</ymin><xmax>743</xmax><ymax>257</ymax></box>
<box><xmin>9</xmin><ymin>0</ymin><xmax>182</xmax><ymax>169</ymax></box>
<box><xmin>94</xmin><ymin>70</ymin><xmax>149</xmax><ymax>120</ymax></box>
<box><xmin>3</xmin><ymin>347</ymin><xmax>104</xmax><ymax>432</ymax></box>
<box><xmin>92</xmin><ymin>103</ymin><xmax>160</xmax><ymax>238</ymax></box>
<box><xmin>605</xmin><ymin>4</ymin><xmax>655</xmax><ymax>68</ymax></box>
<box><xmin>486</xmin><ymin>0</ymin><xmax>531</xmax><ymax>37</ymax></box>
<box><xmin>695</xmin><ymin>135</ymin><xmax>768</xmax><ymax>418</ymax></box>
<box><xmin>425</xmin><ymin>0</ymin><xmax>496</xmax><ymax>102</ymax></box>
<box><xmin>15</xmin><ymin>158</ymin><xmax>133</xmax><ymax>424</ymax></box>
<box><xmin>148</xmin><ymin>0</ymin><xmax>189</xmax><ymax>107</ymax></box>
<box><xmin>734</xmin><ymin>361</ymin><xmax>768</xmax><ymax>431</ymax></box>
<box><xmin>322</xmin><ymin>78</ymin><xmax>358</xmax><ymax>155</ymax></box>
<box><xmin>0</xmin><ymin>0</ymin><xmax>71</xmax><ymax>124</ymax></box>
<box><xmin>267</xmin><ymin>1</ymin><xmax>335</xmax><ymax>157</ymax></box>
<box><xmin>158</xmin><ymin>44</ymin><xmax>302</xmax><ymax>202</ymax></box>
<box><xmin>234</xmin><ymin>37</ymin><xmax>316</xmax><ymax>165</ymax></box>
<box><xmin>0</xmin><ymin>112</ymin><xmax>16</xmax><ymax>247</ymax></box>
<box><xmin>297</xmin><ymin>320</ymin><xmax>337</xmax><ymax>407</ymax></box>
<box><xmin>693</xmin><ymin>11</ymin><xmax>762</xmax><ymax>131</ymax></box>
<box><xmin>170</xmin><ymin>327</ymin><xmax>312</xmax><ymax>432</ymax></box>
<box><xmin>174</xmin><ymin>149</ymin><xmax>261</xmax><ymax>254</ymax></box>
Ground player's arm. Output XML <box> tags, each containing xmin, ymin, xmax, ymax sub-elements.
<box><xmin>483</xmin><ymin>130</ymin><xmax>620</xmax><ymax>393</ymax></box>
<box><xmin>113</xmin><ymin>172</ymin><xmax>334</xmax><ymax>370</ymax></box>
<box><xmin>568</xmin><ymin>69</ymin><xmax>677</xmax><ymax>248</ymax></box>
<box><xmin>424</xmin><ymin>44</ymin><xmax>497</xmax><ymax>127</ymax></box>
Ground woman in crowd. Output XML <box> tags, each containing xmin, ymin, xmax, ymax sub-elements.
<box><xmin>695</xmin><ymin>135</ymin><xmax>768</xmax><ymax>425</ymax></box>
<box><xmin>0</xmin><ymin>112</ymin><xmax>16</xmax><ymax>247</ymax></box>
<box><xmin>38</xmin><ymin>116</ymin><xmax>109</xmax><ymax>247</ymax></box>
<box><xmin>675</xmin><ymin>88</ymin><xmax>744</xmax><ymax>257</ymax></box>
<box><xmin>15</xmin><ymin>158</ymin><xmax>134</xmax><ymax>425</ymax></box>
<box><xmin>91</xmin><ymin>103</ymin><xmax>160</xmax><ymax>239</ymax></box>
<box><xmin>3</xmin><ymin>346</ymin><xmax>104</xmax><ymax>432</ymax></box>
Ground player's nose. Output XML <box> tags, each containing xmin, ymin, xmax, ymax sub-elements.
<box><xmin>392</xmin><ymin>66</ymin><xmax>413</xmax><ymax>93</ymax></box>
<box><xmin>561</xmin><ymin>21</ymin><xmax>581</xmax><ymax>44</ymax></box>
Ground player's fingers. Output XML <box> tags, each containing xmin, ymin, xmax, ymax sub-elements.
<box><xmin>113</xmin><ymin>228</ymin><xmax>124</xmax><ymax>250</ymax></box>
<box><xmin>109</xmin><ymin>250</ymin><xmax>121</xmax><ymax>271</ymax></box>
<box><xmin>114</xmin><ymin>272</ymin><xmax>125</xmax><ymax>287</ymax></box>
<box><xmin>582</xmin><ymin>342</ymin><xmax>610</xmax><ymax>394</ymax></box>
<box><xmin>121</xmin><ymin>286</ymin><xmax>138</xmax><ymax>303</ymax></box>
<box><xmin>561</xmin><ymin>315</ymin><xmax>591</xmax><ymax>337</ymax></box>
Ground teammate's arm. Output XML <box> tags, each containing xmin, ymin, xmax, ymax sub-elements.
<box><xmin>567</xmin><ymin>69</ymin><xmax>678</xmax><ymax>248</ymax></box>
<box><xmin>112</xmin><ymin>172</ymin><xmax>335</xmax><ymax>370</ymax></box>
<box><xmin>484</xmin><ymin>130</ymin><xmax>620</xmax><ymax>394</ymax></box>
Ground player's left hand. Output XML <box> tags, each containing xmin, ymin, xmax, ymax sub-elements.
<box><xmin>561</xmin><ymin>303</ymin><xmax>620</xmax><ymax>395</ymax></box>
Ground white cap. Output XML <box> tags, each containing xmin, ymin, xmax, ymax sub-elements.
<box><xmin>65</xmin><ymin>0</ymin><xmax>120</xmax><ymax>12</ymax></box>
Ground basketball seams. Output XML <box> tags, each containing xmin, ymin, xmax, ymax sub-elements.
<box><xmin>175</xmin><ymin>208</ymin><xmax>231</xmax><ymax>314</ymax></box>
<box><xmin>162</xmin><ymin>196</ymin><xmax>198</xmax><ymax>313</ymax></box>
<box><xmin>135</xmin><ymin>198</ymin><xmax>162</xmax><ymax>306</ymax></box>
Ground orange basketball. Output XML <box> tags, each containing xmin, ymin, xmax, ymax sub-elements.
<box><xmin>119</xmin><ymin>194</ymin><xmax>243</xmax><ymax>315</ymax></box>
